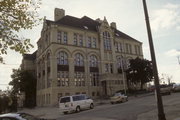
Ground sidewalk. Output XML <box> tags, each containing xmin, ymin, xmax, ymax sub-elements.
<box><xmin>137</xmin><ymin>98</ymin><xmax>180</xmax><ymax>120</ymax></box>
<box><xmin>18</xmin><ymin>106</ymin><xmax>60</xmax><ymax>119</ymax></box>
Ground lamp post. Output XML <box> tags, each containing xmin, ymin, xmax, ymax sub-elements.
<box><xmin>142</xmin><ymin>0</ymin><xmax>166</xmax><ymax>120</ymax></box>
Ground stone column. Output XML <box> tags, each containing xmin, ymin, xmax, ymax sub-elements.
<box><xmin>50</xmin><ymin>56</ymin><xmax>57</xmax><ymax>88</ymax></box>
<box><xmin>68</xmin><ymin>57</ymin><xmax>74</xmax><ymax>86</ymax></box>
<box><xmin>110</xmin><ymin>37</ymin><xmax>117</xmax><ymax>74</ymax></box>
<box><xmin>84</xmin><ymin>59</ymin><xmax>90</xmax><ymax>96</ymax></box>
<box><xmin>99</xmin><ymin>33</ymin><xmax>105</xmax><ymax>74</ymax></box>
<box><xmin>49</xmin><ymin>56</ymin><xmax>57</xmax><ymax>105</ymax></box>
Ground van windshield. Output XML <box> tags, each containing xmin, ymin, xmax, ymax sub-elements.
<box><xmin>60</xmin><ymin>97</ymin><xmax>70</xmax><ymax>103</ymax></box>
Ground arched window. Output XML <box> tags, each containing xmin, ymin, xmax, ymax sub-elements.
<box><xmin>89</xmin><ymin>55</ymin><xmax>98</xmax><ymax>67</ymax></box>
<box><xmin>74</xmin><ymin>53</ymin><xmax>84</xmax><ymax>66</ymax></box>
<box><xmin>103</xmin><ymin>31</ymin><xmax>111</xmax><ymax>50</ymax></box>
<box><xmin>57</xmin><ymin>51</ymin><xmax>68</xmax><ymax>65</ymax></box>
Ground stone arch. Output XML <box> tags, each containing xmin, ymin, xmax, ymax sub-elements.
<box><xmin>72</xmin><ymin>49</ymin><xmax>86</xmax><ymax>59</ymax></box>
<box><xmin>88</xmin><ymin>51</ymin><xmax>100</xmax><ymax>61</ymax></box>
<box><xmin>54</xmin><ymin>47</ymin><xmax>71</xmax><ymax>58</ymax></box>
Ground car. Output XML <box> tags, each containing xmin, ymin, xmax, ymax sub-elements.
<box><xmin>59</xmin><ymin>94</ymin><xmax>94</xmax><ymax>114</ymax></box>
<box><xmin>172</xmin><ymin>84</ymin><xmax>180</xmax><ymax>92</ymax></box>
<box><xmin>160</xmin><ymin>84</ymin><xmax>171</xmax><ymax>95</ymax></box>
<box><xmin>110</xmin><ymin>92</ymin><xmax>128</xmax><ymax>104</ymax></box>
<box><xmin>0</xmin><ymin>113</ymin><xmax>43</xmax><ymax>120</ymax></box>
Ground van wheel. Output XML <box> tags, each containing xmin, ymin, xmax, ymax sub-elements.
<box><xmin>90</xmin><ymin>103</ymin><xmax>94</xmax><ymax>109</ymax></box>
<box><xmin>63</xmin><ymin>112</ymin><xmax>68</xmax><ymax>114</ymax></box>
<box><xmin>76</xmin><ymin>106</ymin><xmax>80</xmax><ymax>112</ymax></box>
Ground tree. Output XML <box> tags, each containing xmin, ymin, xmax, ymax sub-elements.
<box><xmin>9</xmin><ymin>69</ymin><xmax>37</xmax><ymax>108</ymax></box>
<box><xmin>126</xmin><ymin>57</ymin><xmax>153</xmax><ymax>90</ymax></box>
<box><xmin>160</xmin><ymin>73</ymin><xmax>173</xmax><ymax>85</ymax></box>
<box><xmin>0</xmin><ymin>0</ymin><xmax>41</xmax><ymax>63</ymax></box>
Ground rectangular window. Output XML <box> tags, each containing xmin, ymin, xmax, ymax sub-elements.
<box><xmin>90</xmin><ymin>72</ymin><xmax>99</xmax><ymax>86</ymax></box>
<box><xmin>135</xmin><ymin>45</ymin><xmax>137</xmax><ymax>54</ymax></box>
<box><xmin>92</xmin><ymin>38</ymin><xmax>96</xmax><ymax>48</ymax></box>
<box><xmin>79</xmin><ymin>35</ymin><xmax>83</xmax><ymax>46</ymax></box>
<box><xmin>126</xmin><ymin>43</ymin><xmax>129</xmax><ymax>53</ymax></box>
<box><xmin>57</xmin><ymin>71</ymin><xmax>69</xmax><ymax>87</ymax></box>
<box><xmin>129</xmin><ymin>44</ymin><xmax>132</xmax><ymax>54</ymax></box>
<box><xmin>108</xmin><ymin>40</ymin><xmax>111</xmax><ymax>50</ymax></box>
<box><xmin>57</xmin><ymin>31</ymin><xmax>61</xmax><ymax>43</ymax></box>
<box><xmin>105</xmin><ymin>64</ymin><xmax>109</xmax><ymax>72</ymax></box>
<box><xmin>74</xmin><ymin>33</ymin><xmax>78</xmax><ymax>45</ymax></box>
<box><xmin>110</xmin><ymin>64</ymin><xmax>113</xmax><ymax>73</ymax></box>
<box><xmin>87</xmin><ymin>37</ymin><xmax>91</xmax><ymax>47</ymax></box>
<box><xmin>115</xmin><ymin>42</ymin><xmax>118</xmax><ymax>52</ymax></box>
<box><xmin>74</xmin><ymin>72</ymin><xmax>85</xmax><ymax>86</ymax></box>
<box><xmin>63</xmin><ymin>32</ymin><xmax>67</xmax><ymax>44</ymax></box>
<box><xmin>118</xmin><ymin>43</ymin><xmax>122</xmax><ymax>52</ymax></box>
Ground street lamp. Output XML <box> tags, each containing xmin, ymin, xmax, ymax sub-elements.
<box><xmin>142</xmin><ymin>0</ymin><xmax>166</xmax><ymax>120</ymax></box>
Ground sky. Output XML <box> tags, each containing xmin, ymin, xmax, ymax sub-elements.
<box><xmin>0</xmin><ymin>0</ymin><xmax>180</xmax><ymax>90</ymax></box>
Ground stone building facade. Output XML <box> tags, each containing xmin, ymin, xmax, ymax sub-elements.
<box><xmin>30</xmin><ymin>8</ymin><xmax>143</xmax><ymax>106</ymax></box>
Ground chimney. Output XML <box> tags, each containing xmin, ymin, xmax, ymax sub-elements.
<box><xmin>54</xmin><ymin>8</ymin><xmax>65</xmax><ymax>21</ymax></box>
<box><xmin>110</xmin><ymin>22</ymin><xmax>116</xmax><ymax>29</ymax></box>
<box><xmin>96</xmin><ymin>18</ymin><xmax>102</xmax><ymax>23</ymax></box>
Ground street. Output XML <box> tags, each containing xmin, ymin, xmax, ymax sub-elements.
<box><xmin>57</xmin><ymin>92</ymin><xmax>180</xmax><ymax>120</ymax></box>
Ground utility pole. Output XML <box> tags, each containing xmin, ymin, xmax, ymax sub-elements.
<box><xmin>142</xmin><ymin>0</ymin><xmax>166</xmax><ymax>120</ymax></box>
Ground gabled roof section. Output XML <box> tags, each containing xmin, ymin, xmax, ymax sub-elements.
<box><xmin>46</xmin><ymin>15</ymin><xmax>100</xmax><ymax>32</ymax></box>
<box><xmin>114</xmin><ymin>29</ymin><xmax>142</xmax><ymax>43</ymax></box>
<box><xmin>45</xmin><ymin>15</ymin><xmax>141</xmax><ymax>43</ymax></box>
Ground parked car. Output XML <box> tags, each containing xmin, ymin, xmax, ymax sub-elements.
<box><xmin>59</xmin><ymin>94</ymin><xmax>94</xmax><ymax>114</ymax></box>
<box><xmin>172</xmin><ymin>84</ymin><xmax>180</xmax><ymax>92</ymax></box>
<box><xmin>110</xmin><ymin>92</ymin><xmax>128</xmax><ymax>104</ymax></box>
<box><xmin>160</xmin><ymin>84</ymin><xmax>171</xmax><ymax>95</ymax></box>
<box><xmin>0</xmin><ymin>113</ymin><xmax>43</xmax><ymax>120</ymax></box>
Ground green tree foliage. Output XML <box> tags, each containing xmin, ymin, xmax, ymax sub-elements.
<box><xmin>9</xmin><ymin>69</ymin><xmax>37</xmax><ymax>108</ymax></box>
<box><xmin>126</xmin><ymin>57</ymin><xmax>153</xmax><ymax>90</ymax></box>
<box><xmin>0</xmin><ymin>0</ymin><xmax>41</xmax><ymax>63</ymax></box>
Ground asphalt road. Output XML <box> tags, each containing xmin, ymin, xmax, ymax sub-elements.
<box><xmin>57</xmin><ymin>92</ymin><xmax>180</xmax><ymax>120</ymax></box>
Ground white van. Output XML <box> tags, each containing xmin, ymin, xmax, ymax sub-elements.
<box><xmin>59</xmin><ymin>94</ymin><xmax>94</xmax><ymax>114</ymax></box>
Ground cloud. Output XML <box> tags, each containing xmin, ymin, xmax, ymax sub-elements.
<box><xmin>151</xmin><ymin>3</ymin><xmax>180</xmax><ymax>32</ymax></box>
<box><xmin>165</xmin><ymin>49</ymin><xmax>180</xmax><ymax>57</ymax></box>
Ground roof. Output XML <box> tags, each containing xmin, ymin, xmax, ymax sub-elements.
<box><xmin>23</xmin><ymin>51</ymin><xmax>37</xmax><ymax>60</ymax></box>
<box><xmin>114</xmin><ymin>29</ymin><xmax>141</xmax><ymax>43</ymax></box>
<box><xmin>46</xmin><ymin>15</ymin><xmax>100</xmax><ymax>32</ymax></box>
<box><xmin>46</xmin><ymin>15</ymin><xmax>140</xmax><ymax>42</ymax></box>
